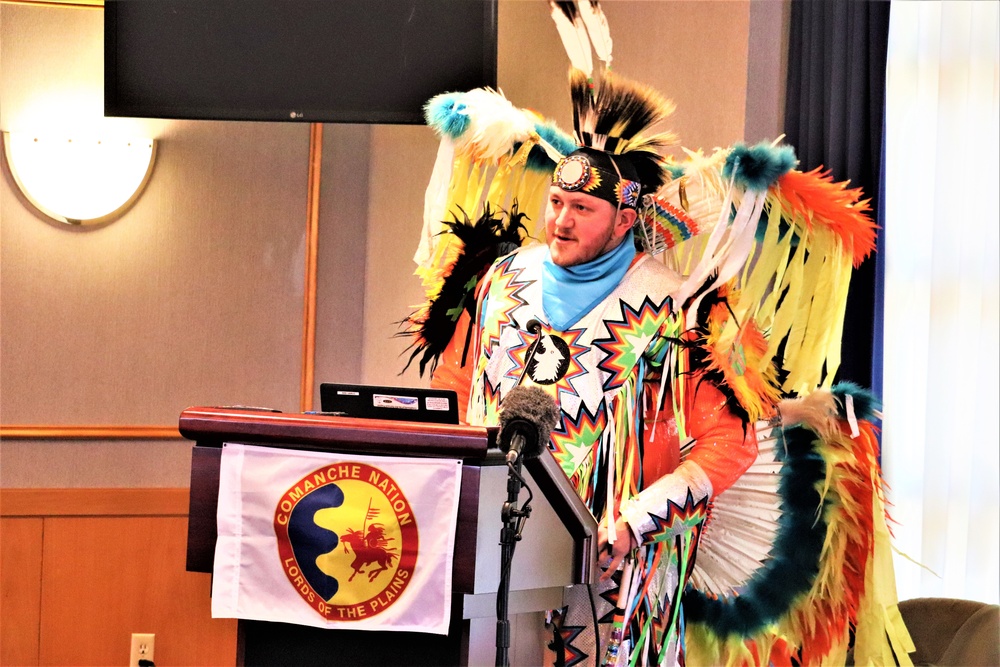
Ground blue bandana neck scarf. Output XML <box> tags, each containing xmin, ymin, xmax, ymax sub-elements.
<box><xmin>541</xmin><ymin>236</ymin><xmax>636</xmax><ymax>331</ymax></box>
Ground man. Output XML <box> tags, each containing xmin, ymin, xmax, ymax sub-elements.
<box><xmin>411</xmin><ymin>64</ymin><xmax>910</xmax><ymax>666</ymax></box>
<box><xmin>466</xmin><ymin>88</ymin><xmax>758</xmax><ymax>662</ymax></box>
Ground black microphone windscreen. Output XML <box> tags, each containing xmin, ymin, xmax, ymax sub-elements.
<box><xmin>498</xmin><ymin>386</ymin><xmax>560</xmax><ymax>460</ymax></box>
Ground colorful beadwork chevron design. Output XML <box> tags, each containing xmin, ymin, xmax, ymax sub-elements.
<box><xmin>641</xmin><ymin>196</ymin><xmax>700</xmax><ymax>249</ymax></box>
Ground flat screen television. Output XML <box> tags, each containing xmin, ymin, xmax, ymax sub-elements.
<box><xmin>104</xmin><ymin>0</ymin><xmax>497</xmax><ymax>124</ymax></box>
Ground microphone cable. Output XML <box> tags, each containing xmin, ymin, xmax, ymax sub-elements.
<box><xmin>513</xmin><ymin>319</ymin><xmax>544</xmax><ymax>388</ymax></box>
<box><xmin>587</xmin><ymin>582</ymin><xmax>601</xmax><ymax>665</ymax></box>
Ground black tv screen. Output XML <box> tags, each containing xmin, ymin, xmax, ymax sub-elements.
<box><xmin>105</xmin><ymin>0</ymin><xmax>497</xmax><ymax>124</ymax></box>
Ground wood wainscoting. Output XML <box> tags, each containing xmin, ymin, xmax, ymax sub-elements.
<box><xmin>0</xmin><ymin>488</ymin><xmax>237</xmax><ymax>666</ymax></box>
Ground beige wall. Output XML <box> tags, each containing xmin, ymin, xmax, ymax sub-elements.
<box><xmin>314</xmin><ymin>123</ymin><xmax>372</xmax><ymax>394</ymax></box>
<box><xmin>0</xmin><ymin>0</ymin><xmax>787</xmax><ymax>488</ymax></box>
<box><xmin>745</xmin><ymin>0</ymin><xmax>791</xmax><ymax>143</ymax></box>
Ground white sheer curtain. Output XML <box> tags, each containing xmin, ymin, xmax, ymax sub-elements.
<box><xmin>882</xmin><ymin>1</ymin><xmax>999</xmax><ymax>604</ymax></box>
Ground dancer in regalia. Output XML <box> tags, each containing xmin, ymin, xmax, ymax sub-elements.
<box><xmin>401</xmin><ymin>5</ymin><xmax>913</xmax><ymax>664</ymax></box>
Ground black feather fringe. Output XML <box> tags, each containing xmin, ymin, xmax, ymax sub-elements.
<box><xmin>592</xmin><ymin>71</ymin><xmax>673</xmax><ymax>144</ymax></box>
<box><xmin>398</xmin><ymin>202</ymin><xmax>529</xmax><ymax>377</ymax></box>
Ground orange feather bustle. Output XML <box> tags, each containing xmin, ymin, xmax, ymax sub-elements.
<box><xmin>769</xmin><ymin>638</ymin><xmax>794</xmax><ymax>667</ymax></box>
<box><xmin>703</xmin><ymin>293</ymin><xmax>781</xmax><ymax>422</ymax></box>
<box><xmin>768</xmin><ymin>417</ymin><xmax>885</xmax><ymax>666</ymax></box>
<box><xmin>775</xmin><ymin>168</ymin><xmax>878</xmax><ymax>267</ymax></box>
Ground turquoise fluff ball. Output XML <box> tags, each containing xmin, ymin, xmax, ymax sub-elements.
<box><xmin>424</xmin><ymin>93</ymin><xmax>471</xmax><ymax>140</ymax></box>
<box><xmin>723</xmin><ymin>142</ymin><xmax>797</xmax><ymax>192</ymax></box>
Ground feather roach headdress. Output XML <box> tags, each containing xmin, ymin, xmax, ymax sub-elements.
<box><xmin>552</xmin><ymin>68</ymin><xmax>676</xmax><ymax>210</ymax></box>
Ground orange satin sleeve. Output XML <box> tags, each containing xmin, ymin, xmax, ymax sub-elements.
<box><xmin>641</xmin><ymin>386</ymin><xmax>681</xmax><ymax>486</ymax></box>
<box><xmin>641</xmin><ymin>380</ymin><xmax>757</xmax><ymax>497</ymax></box>
<box><xmin>429</xmin><ymin>308</ymin><xmax>474</xmax><ymax>424</ymax></box>
<box><xmin>683</xmin><ymin>381</ymin><xmax>758</xmax><ymax>496</ymax></box>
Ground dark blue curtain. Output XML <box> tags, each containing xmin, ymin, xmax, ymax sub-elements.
<box><xmin>783</xmin><ymin>0</ymin><xmax>890</xmax><ymax>392</ymax></box>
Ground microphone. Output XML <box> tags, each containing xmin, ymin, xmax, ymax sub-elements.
<box><xmin>498</xmin><ymin>386</ymin><xmax>560</xmax><ymax>464</ymax></box>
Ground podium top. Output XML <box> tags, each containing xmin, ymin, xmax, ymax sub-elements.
<box><xmin>181</xmin><ymin>406</ymin><xmax>599</xmax><ymax>586</ymax></box>
<box><xmin>178</xmin><ymin>406</ymin><xmax>498</xmax><ymax>461</ymax></box>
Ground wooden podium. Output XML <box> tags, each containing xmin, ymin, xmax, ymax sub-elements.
<box><xmin>182</xmin><ymin>407</ymin><xmax>598</xmax><ymax>666</ymax></box>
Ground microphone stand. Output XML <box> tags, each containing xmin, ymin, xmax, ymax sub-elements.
<box><xmin>496</xmin><ymin>326</ymin><xmax>548</xmax><ymax>667</ymax></box>
<box><xmin>495</xmin><ymin>456</ymin><xmax>534</xmax><ymax>667</ymax></box>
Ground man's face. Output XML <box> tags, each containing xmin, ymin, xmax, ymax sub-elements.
<box><xmin>545</xmin><ymin>187</ymin><xmax>634</xmax><ymax>267</ymax></box>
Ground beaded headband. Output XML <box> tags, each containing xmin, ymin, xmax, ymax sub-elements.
<box><xmin>552</xmin><ymin>151</ymin><xmax>641</xmax><ymax>209</ymax></box>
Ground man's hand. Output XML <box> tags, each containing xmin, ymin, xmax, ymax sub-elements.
<box><xmin>597</xmin><ymin>515</ymin><xmax>637</xmax><ymax>580</ymax></box>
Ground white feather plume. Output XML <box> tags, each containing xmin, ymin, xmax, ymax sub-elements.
<box><xmin>688</xmin><ymin>423</ymin><xmax>782</xmax><ymax>595</ymax></box>
<box><xmin>549</xmin><ymin>1</ymin><xmax>593</xmax><ymax>76</ymax></box>
<box><xmin>455</xmin><ymin>88</ymin><xmax>535</xmax><ymax>161</ymax></box>
<box><xmin>578</xmin><ymin>0</ymin><xmax>613</xmax><ymax>68</ymax></box>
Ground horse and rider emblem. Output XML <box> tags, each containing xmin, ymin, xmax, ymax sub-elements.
<box><xmin>274</xmin><ymin>462</ymin><xmax>419</xmax><ymax>620</ymax></box>
<box><xmin>341</xmin><ymin>504</ymin><xmax>397</xmax><ymax>583</ymax></box>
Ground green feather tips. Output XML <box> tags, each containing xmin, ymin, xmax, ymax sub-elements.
<box><xmin>525</xmin><ymin>121</ymin><xmax>578</xmax><ymax>172</ymax></box>
<box><xmin>831</xmin><ymin>381</ymin><xmax>881</xmax><ymax>421</ymax></box>
<box><xmin>424</xmin><ymin>92</ymin><xmax>471</xmax><ymax>140</ymax></box>
<box><xmin>723</xmin><ymin>142</ymin><xmax>797</xmax><ymax>192</ymax></box>
<box><xmin>665</xmin><ymin>163</ymin><xmax>686</xmax><ymax>180</ymax></box>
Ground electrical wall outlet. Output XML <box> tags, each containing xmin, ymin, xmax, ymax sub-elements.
<box><xmin>129</xmin><ymin>633</ymin><xmax>155</xmax><ymax>667</ymax></box>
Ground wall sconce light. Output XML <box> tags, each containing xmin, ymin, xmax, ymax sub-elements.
<box><xmin>2</xmin><ymin>131</ymin><xmax>157</xmax><ymax>225</ymax></box>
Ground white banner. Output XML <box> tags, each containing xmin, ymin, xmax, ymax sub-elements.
<box><xmin>211</xmin><ymin>443</ymin><xmax>462</xmax><ymax>634</ymax></box>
